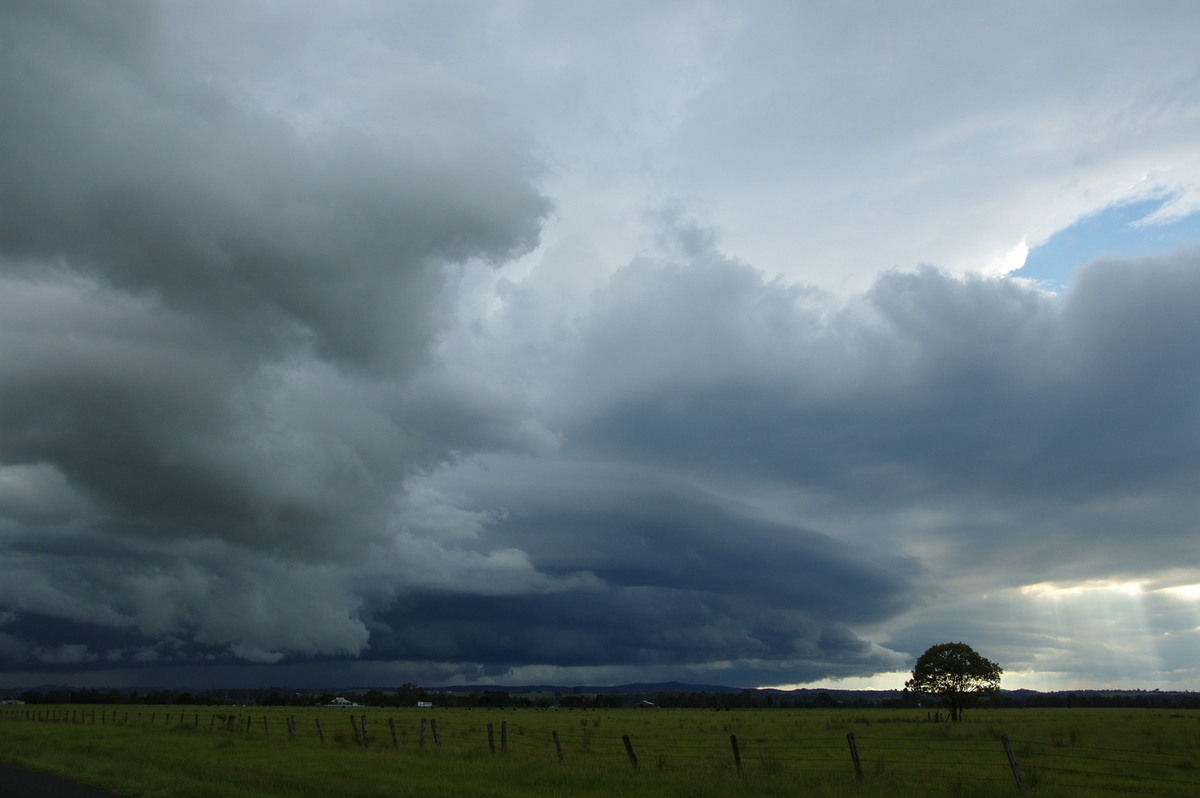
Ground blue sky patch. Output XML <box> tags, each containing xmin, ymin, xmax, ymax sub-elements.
<box><xmin>1020</xmin><ymin>196</ymin><xmax>1200</xmax><ymax>291</ymax></box>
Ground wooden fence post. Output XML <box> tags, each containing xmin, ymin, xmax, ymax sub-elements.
<box><xmin>846</xmin><ymin>732</ymin><xmax>863</xmax><ymax>780</ymax></box>
<box><xmin>730</xmin><ymin>734</ymin><xmax>743</xmax><ymax>774</ymax></box>
<box><xmin>262</xmin><ymin>715</ymin><xmax>268</xmax><ymax>736</ymax></box>
<box><xmin>487</xmin><ymin>722</ymin><xmax>496</xmax><ymax>754</ymax></box>
<box><xmin>419</xmin><ymin>717</ymin><xmax>427</xmax><ymax>748</ymax></box>
<box><xmin>622</xmin><ymin>734</ymin><xmax>639</xmax><ymax>770</ymax></box>
<box><xmin>388</xmin><ymin>717</ymin><xmax>398</xmax><ymax>748</ymax></box>
<box><xmin>552</xmin><ymin>731</ymin><xmax>564</xmax><ymax>764</ymax></box>
<box><xmin>315</xmin><ymin>717</ymin><xmax>324</xmax><ymax>743</ymax></box>
<box><xmin>1001</xmin><ymin>734</ymin><xmax>1026</xmax><ymax>791</ymax></box>
<box><xmin>431</xmin><ymin>718</ymin><xmax>442</xmax><ymax>747</ymax></box>
<box><xmin>501</xmin><ymin>720</ymin><xmax>508</xmax><ymax>754</ymax></box>
<box><xmin>360</xmin><ymin>715</ymin><xmax>369</xmax><ymax>747</ymax></box>
<box><xmin>350</xmin><ymin>714</ymin><xmax>360</xmax><ymax>744</ymax></box>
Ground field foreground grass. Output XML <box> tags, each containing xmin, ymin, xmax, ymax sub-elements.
<box><xmin>3</xmin><ymin>706</ymin><xmax>1200</xmax><ymax>797</ymax></box>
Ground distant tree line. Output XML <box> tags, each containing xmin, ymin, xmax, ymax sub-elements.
<box><xmin>8</xmin><ymin>683</ymin><xmax>1200</xmax><ymax>710</ymax></box>
<box><xmin>14</xmin><ymin>687</ymin><xmax>224</xmax><ymax>706</ymax></box>
<box><xmin>996</xmin><ymin>690</ymin><xmax>1200</xmax><ymax>710</ymax></box>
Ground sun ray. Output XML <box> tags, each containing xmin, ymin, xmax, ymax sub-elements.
<box><xmin>1003</xmin><ymin>573</ymin><xmax>1200</xmax><ymax>689</ymax></box>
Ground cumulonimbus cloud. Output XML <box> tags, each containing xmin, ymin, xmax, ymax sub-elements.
<box><xmin>3</xmin><ymin>2</ymin><xmax>1200</xmax><ymax>690</ymax></box>
<box><xmin>0</xmin><ymin>1</ymin><xmax>552</xmax><ymax>665</ymax></box>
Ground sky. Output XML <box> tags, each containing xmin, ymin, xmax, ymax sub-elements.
<box><xmin>2</xmin><ymin>0</ymin><xmax>1200</xmax><ymax>693</ymax></box>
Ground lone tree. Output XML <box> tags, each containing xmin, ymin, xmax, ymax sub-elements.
<box><xmin>905</xmin><ymin>642</ymin><xmax>1002</xmax><ymax>721</ymax></box>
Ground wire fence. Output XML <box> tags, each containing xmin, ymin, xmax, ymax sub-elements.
<box><xmin>5</xmin><ymin>707</ymin><xmax>1200</xmax><ymax>796</ymax></box>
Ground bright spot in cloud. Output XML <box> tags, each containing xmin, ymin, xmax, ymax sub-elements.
<box><xmin>989</xmin><ymin>238</ymin><xmax>1030</xmax><ymax>276</ymax></box>
<box><xmin>1161</xmin><ymin>585</ymin><xmax>1200</xmax><ymax>600</ymax></box>
<box><xmin>771</xmin><ymin>670</ymin><xmax>913</xmax><ymax>692</ymax></box>
<box><xmin>1020</xmin><ymin>580</ymin><xmax>1145</xmax><ymax>599</ymax></box>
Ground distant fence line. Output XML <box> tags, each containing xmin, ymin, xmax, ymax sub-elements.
<box><xmin>0</xmin><ymin>707</ymin><xmax>1027</xmax><ymax>791</ymax></box>
<box><xmin>4</xmin><ymin>707</ymin><xmax>1199</xmax><ymax>794</ymax></box>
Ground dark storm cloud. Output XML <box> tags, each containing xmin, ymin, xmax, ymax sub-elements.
<box><xmin>0</xmin><ymin>0</ymin><xmax>549</xmax><ymax>541</ymax></box>
<box><xmin>369</xmin><ymin>590</ymin><xmax>886</xmax><ymax>678</ymax></box>
<box><xmin>487</xmin><ymin>487</ymin><xmax>917</xmax><ymax>623</ymax></box>
<box><xmin>0</xmin><ymin>1</ymin><xmax>551</xmax><ymax>666</ymax></box>
<box><xmin>1</xmin><ymin>2</ymin><xmax>546</xmax><ymax>369</ymax></box>
<box><xmin>359</xmin><ymin>486</ymin><xmax>918</xmax><ymax>676</ymax></box>
<box><xmin>5</xmin><ymin>1</ymin><xmax>1200</xmax><ymax>691</ymax></box>
<box><xmin>416</xmin><ymin>240</ymin><xmax>1200</xmax><ymax>684</ymax></box>
<box><xmin>563</xmin><ymin>250</ymin><xmax>1200</xmax><ymax>511</ymax></box>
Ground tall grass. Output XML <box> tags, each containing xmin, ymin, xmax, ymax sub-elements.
<box><xmin>3</xmin><ymin>706</ymin><xmax>1198</xmax><ymax>797</ymax></box>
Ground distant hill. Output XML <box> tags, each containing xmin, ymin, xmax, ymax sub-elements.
<box><xmin>427</xmin><ymin>681</ymin><xmax>748</xmax><ymax>695</ymax></box>
<box><xmin>5</xmin><ymin>681</ymin><xmax>1197</xmax><ymax>710</ymax></box>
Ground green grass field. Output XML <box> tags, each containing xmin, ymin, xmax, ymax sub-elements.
<box><xmin>3</xmin><ymin>705</ymin><xmax>1199</xmax><ymax>797</ymax></box>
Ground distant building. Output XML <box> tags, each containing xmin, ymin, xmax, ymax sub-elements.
<box><xmin>415</xmin><ymin>701</ymin><xmax>433</xmax><ymax>708</ymax></box>
<box><xmin>328</xmin><ymin>697</ymin><xmax>355</xmax><ymax>706</ymax></box>
<box><xmin>635</xmin><ymin>700</ymin><xmax>655</xmax><ymax>708</ymax></box>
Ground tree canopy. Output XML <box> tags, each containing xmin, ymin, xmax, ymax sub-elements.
<box><xmin>905</xmin><ymin>642</ymin><xmax>1002</xmax><ymax>721</ymax></box>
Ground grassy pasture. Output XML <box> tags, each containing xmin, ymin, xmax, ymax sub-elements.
<box><xmin>3</xmin><ymin>705</ymin><xmax>1200</xmax><ymax>797</ymax></box>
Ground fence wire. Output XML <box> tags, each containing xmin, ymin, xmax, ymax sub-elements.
<box><xmin>5</xmin><ymin>707</ymin><xmax>1200</xmax><ymax>796</ymax></box>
